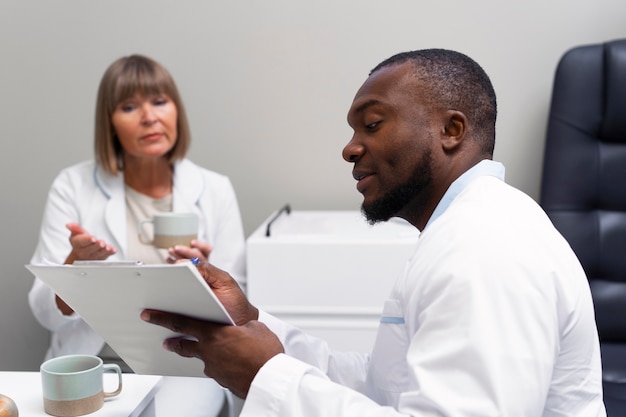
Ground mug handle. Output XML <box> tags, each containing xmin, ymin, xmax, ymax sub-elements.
<box><xmin>102</xmin><ymin>363</ymin><xmax>123</xmax><ymax>398</ymax></box>
<box><xmin>137</xmin><ymin>218</ymin><xmax>154</xmax><ymax>245</ymax></box>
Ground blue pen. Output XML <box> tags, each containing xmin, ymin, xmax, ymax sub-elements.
<box><xmin>190</xmin><ymin>257</ymin><xmax>211</xmax><ymax>266</ymax></box>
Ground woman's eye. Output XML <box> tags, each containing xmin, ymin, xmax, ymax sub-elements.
<box><xmin>153</xmin><ymin>96</ymin><xmax>168</xmax><ymax>106</ymax></box>
<box><xmin>120</xmin><ymin>103</ymin><xmax>136</xmax><ymax>112</ymax></box>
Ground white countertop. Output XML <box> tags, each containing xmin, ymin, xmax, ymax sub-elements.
<box><xmin>0</xmin><ymin>372</ymin><xmax>162</xmax><ymax>417</ymax></box>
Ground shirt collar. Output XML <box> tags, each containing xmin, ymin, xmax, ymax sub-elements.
<box><xmin>423</xmin><ymin>159</ymin><xmax>505</xmax><ymax>231</ymax></box>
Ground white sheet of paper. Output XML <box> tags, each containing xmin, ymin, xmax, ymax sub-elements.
<box><xmin>26</xmin><ymin>262</ymin><xmax>234</xmax><ymax>377</ymax></box>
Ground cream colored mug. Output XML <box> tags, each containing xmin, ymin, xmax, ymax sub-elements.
<box><xmin>40</xmin><ymin>354</ymin><xmax>122</xmax><ymax>417</ymax></box>
<box><xmin>138</xmin><ymin>212</ymin><xmax>198</xmax><ymax>249</ymax></box>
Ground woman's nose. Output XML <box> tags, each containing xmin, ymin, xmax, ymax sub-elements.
<box><xmin>140</xmin><ymin>104</ymin><xmax>157</xmax><ymax>125</ymax></box>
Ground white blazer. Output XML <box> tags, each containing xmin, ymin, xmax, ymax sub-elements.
<box><xmin>28</xmin><ymin>159</ymin><xmax>246</xmax><ymax>359</ymax></box>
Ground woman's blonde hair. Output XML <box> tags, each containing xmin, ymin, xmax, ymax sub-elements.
<box><xmin>94</xmin><ymin>54</ymin><xmax>191</xmax><ymax>175</ymax></box>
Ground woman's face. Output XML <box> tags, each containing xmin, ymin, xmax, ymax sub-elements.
<box><xmin>111</xmin><ymin>92</ymin><xmax>178</xmax><ymax>161</ymax></box>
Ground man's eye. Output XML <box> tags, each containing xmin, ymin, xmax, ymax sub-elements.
<box><xmin>366</xmin><ymin>121</ymin><xmax>380</xmax><ymax>130</ymax></box>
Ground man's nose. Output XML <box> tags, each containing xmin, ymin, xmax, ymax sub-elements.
<box><xmin>342</xmin><ymin>136</ymin><xmax>363</xmax><ymax>162</ymax></box>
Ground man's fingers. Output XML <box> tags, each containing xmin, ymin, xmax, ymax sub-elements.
<box><xmin>142</xmin><ymin>309</ymin><xmax>190</xmax><ymax>334</ymax></box>
<box><xmin>141</xmin><ymin>309</ymin><xmax>221</xmax><ymax>340</ymax></box>
<box><xmin>162</xmin><ymin>337</ymin><xmax>200</xmax><ymax>359</ymax></box>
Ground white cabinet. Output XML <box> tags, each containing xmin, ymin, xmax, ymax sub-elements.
<box><xmin>246</xmin><ymin>209</ymin><xmax>419</xmax><ymax>352</ymax></box>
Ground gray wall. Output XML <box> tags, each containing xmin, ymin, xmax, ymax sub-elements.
<box><xmin>1</xmin><ymin>0</ymin><xmax>625</xmax><ymax>371</ymax></box>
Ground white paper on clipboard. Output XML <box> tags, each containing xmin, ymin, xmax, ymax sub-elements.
<box><xmin>25</xmin><ymin>261</ymin><xmax>234</xmax><ymax>377</ymax></box>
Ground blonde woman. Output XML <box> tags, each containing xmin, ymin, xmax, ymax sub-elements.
<box><xmin>28</xmin><ymin>54</ymin><xmax>244</xmax><ymax>416</ymax></box>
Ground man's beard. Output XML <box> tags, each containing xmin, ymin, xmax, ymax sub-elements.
<box><xmin>362</xmin><ymin>150</ymin><xmax>433</xmax><ymax>225</ymax></box>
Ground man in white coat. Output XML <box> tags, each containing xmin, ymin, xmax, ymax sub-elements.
<box><xmin>142</xmin><ymin>49</ymin><xmax>606</xmax><ymax>416</ymax></box>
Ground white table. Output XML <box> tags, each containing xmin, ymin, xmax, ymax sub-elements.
<box><xmin>0</xmin><ymin>372</ymin><xmax>162</xmax><ymax>417</ymax></box>
<box><xmin>0</xmin><ymin>372</ymin><xmax>227</xmax><ymax>417</ymax></box>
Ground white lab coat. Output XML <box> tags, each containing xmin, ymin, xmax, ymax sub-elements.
<box><xmin>28</xmin><ymin>158</ymin><xmax>246</xmax><ymax>359</ymax></box>
<box><xmin>242</xmin><ymin>161</ymin><xmax>606</xmax><ymax>417</ymax></box>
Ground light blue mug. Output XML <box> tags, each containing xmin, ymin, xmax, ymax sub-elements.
<box><xmin>40</xmin><ymin>354</ymin><xmax>122</xmax><ymax>417</ymax></box>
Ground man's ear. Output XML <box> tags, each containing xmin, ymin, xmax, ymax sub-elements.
<box><xmin>442</xmin><ymin>110</ymin><xmax>467</xmax><ymax>151</ymax></box>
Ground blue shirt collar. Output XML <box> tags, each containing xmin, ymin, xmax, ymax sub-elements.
<box><xmin>423</xmin><ymin>159</ymin><xmax>505</xmax><ymax>231</ymax></box>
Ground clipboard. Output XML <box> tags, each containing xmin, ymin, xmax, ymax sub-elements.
<box><xmin>26</xmin><ymin>262</ymin><xmax>234</xmax><ymax>378</ymax></box>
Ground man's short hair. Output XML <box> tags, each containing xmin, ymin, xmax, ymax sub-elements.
<box><xmin>371</xmin><ymin>49</ymin><xmax>497</xmax><ymax>155</ymax></box>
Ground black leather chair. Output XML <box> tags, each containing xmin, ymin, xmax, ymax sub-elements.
<box><xmin>540</xmin><ymin>38</ymin><xmax>626</xmax><ymax>416</ymax></box>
